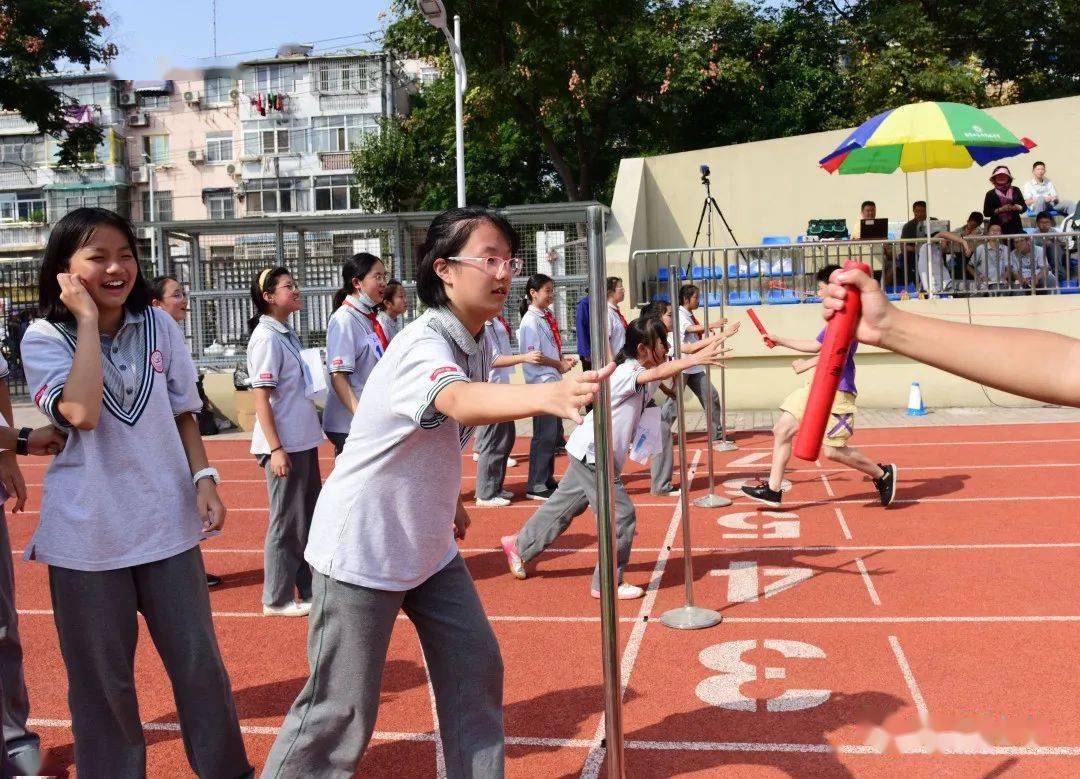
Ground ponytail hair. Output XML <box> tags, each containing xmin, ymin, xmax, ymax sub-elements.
<box><xmin>381</xmin><ymin>279</ymin><xmax>404</xmax><ymax>311</ymax></box>
<box><xmin>622</xmin><ymin>315</ymin><xmax>668</xmax><ymax>362</ymax></box>
<box><xmin>247</xmin><ymin>266</ymin><xmax>291</xmax><ymax>332</ymax></box>
<box><xmin>519</xmin><ymin>272</ymin><xmax>553</xmax><ymax>317</ymax></box>
<box><xmin>332</xmin><ymin>252</ymin><xmax>384</xmax><ymax>310</ymax></box>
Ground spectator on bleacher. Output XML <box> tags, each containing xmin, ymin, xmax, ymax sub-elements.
<box><xmin>859</xmin><ymin>200</ymin><xmax>876</xmax><ymax>222</ymax></box>
<box><xmin>917</xmin><ymin>229</ymin><xmax>969</xmax><ymax>295</ymax></box>
<box><xmin>888</xmin><ymin>201</ymin><xmax>930</xmax><ymax>289</ymax></box>
<box><xmin>949</xmin><ymin>211</ymin><xmax>984</xmax><ymax>284</ymax></box>
<box><xmin>967</xmin><ymin>224</ymin><xmax>1009</xmax><ymax>295</ymax></box>
<box><xmin>1005</xmin><ymin>235</ymin><xmax>1054</xmax><ymax>293</ymax></box>
<box><xmin>1033</xmin><ymin>211</ymin><xmax>1071</xmax><ymax>282</ymax></box>
<box><xmin>1023</xmin><ymin>161</ymin><xmax>1074</xmax><ymax>217</ymax></box>
<box><xmin>983</xmin><ymin>166</ymin><xmax>1027</xmax><ymax>237</ymax></box>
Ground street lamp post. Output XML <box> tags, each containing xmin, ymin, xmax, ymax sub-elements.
<box><xmin>417</xmin><ymin>0</ymin><xmax>467</xmax><ymax>207</ymax></box>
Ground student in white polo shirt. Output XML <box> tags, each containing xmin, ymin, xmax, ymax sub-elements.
<box><xmin>673</xmin><ymin>284</ymin><xmax>727</xmax><ymax>439</ymax></box>
<box><xmin>262</xmin><ymin>207</ymin><xmax>613</xmax><ymax>778</ymax></box>
<box><xmin>474</xmin><ymin>314</ymin><xmax>543</xmax><ymax>507</ymax></box>
<box><xmin>246</xmin><ymin>267</ymin><xmax>325</xmax><ymax>617</ymax></box>
<box><xmin>21</xmin><ymin>207</ymin><xmax>250</xmax><ymax>777</ymax></box>
<box><xmin>0</xmin><ymin>352</ymin><xmax>65</xmax><ymax>776</ymax></box>
<box><xmin>518</xmin><ymin>273</ymin><xmax>577</xmax><ymax>501</ymax></box>
<box><xmin>501</xmin><ymin>315</ymin><xmax>731</xmax><ymax>599</ymax></box>
<box><xmin>377</xmin><ymin>278</ymin><xmax>408</xmax><ymax>342</ymax></box>
<box><xmin>323</xmin><ymin>253</ymin><xmax>389</xmax><ymax>455</ymax></box>
<box><xmin>606</xmin><ymin>275</ymin><xmax>628</xmax><ymax>358</ymax></box>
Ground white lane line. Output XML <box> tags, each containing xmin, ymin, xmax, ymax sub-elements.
<box><xmin>420</xmin><ymin>653</ymin><xmax>448</xmax><ymax>778</ymax></box>
<box><xmin>726</xmin><ymin>615</ymin><xmax>1080</xmax><ymax>624</ymax></box>
<box><xmin>855</xmin><ymin>558</ymin><xmax>881</xmax><ymax>606</ymax></box>
<box><xmin>834</xmin><ymin>507</ymin><xmax>853</xmax><ymax>540</ymax></box>
<box><xmin>889</xmin><ymin>635</ymin><xmax>929</xmax><ymax>727</ymax></box>
<box><xmin>736</xmin><ymin>437</ymin><xmax>1080</xmax><ymax>451</ymax></box>
<box><xmin>26</xmin><ymin>717</ymin><xmax>434</xmax><ymax>741</ymax></box>
<box><xmin>580</xmin><ymin>448</ymin><xmax>703</xmax><ymax>779</ymax></box>
<box><xmin>820</xmin><ymin>473</ymin><xmax>835</xmax><ymax>498</ymax></box>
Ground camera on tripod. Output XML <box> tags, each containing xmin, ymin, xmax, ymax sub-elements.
<box><xmin>699</xmin><ymin>164</ymin><xmax>710</xmax><ymax>183</ymax></box>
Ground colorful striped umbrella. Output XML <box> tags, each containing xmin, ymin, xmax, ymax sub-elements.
<box><xmin>819</xmin><ymin>101</ymin><xmax>1036</xmax><ymax>175</ymax></box>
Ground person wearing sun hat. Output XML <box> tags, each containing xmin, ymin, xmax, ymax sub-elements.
<box><xmin>982</xmin><ymin>165</ymin><xmax>1027</xmax><ymax>238</ymax></box>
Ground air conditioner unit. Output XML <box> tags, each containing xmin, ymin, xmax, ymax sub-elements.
<box><xmin>188</xmin><ymin>149</ymin><xmax>205</xmax><ymax>163</ymax></box>
<box><xmin>137</xmin><ymin>227</ymin><xmax>155</xmax><ymax>240</ymax></box>
<box><xmin>126</xmin><ymin>111</ymin><xmax>149</xmax><ymax>127</ymax></box>
<box><xmin>119</xmin><ymin>92</ymin><xmax>136</xmax><ymax>106</ymax></box>
<box><xmin>183</xmin><ymin>90</ymin><xmax>201</xmax><ymax>105</ymax></box>
<box><xmin>225</xmin><ymin>163</ymin><xmax>238</xmax><ymax>176</ymax></box>
<box><xmin>130</xmin><ymin>168</ymin><xmax>148</xmax><ymax>184</ymax></box>
<box><xmin>229</xmin><ymin>88</ymin><xmax>240</xmax><ymax>101</ymax></box>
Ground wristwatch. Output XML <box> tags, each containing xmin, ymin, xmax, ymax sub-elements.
<box><xmin>15</xmin><ymin>428</ymin><xmax>32</xmax><ymax>457</ymax></box>
<box><xmin>192</xmin><ymin>467</ymin><xmax>221</xmax><ymax>486</ymax></box>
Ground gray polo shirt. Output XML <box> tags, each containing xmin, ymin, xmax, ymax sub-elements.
<box><xmin>322</xmin><ymin>296</ymin><xmax>384</xmax><ymax>435</ymax></box>
<box><xmin>305</xmin><ymin>307</ymin><xmax>493</xmax><ymax>591</ymax></box>
<box><xmin>21</xmin><ymin>307</ymin><xmax>205</xmax><ymax>571</ymax></box>
<box><xmin>246</xmin><ymin>315</ymin><xmax>324</xmax><ymax>454</ymax></box>
<box><xmin>518</xmin><ymin>306</ymin><xmax>561</xmax><ymax>384</ymax></box>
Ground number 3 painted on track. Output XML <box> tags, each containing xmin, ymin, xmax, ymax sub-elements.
<box><xmin>695</xmin><ymin>639</ymin><xmax>831</xmax><ymax>712</ymax></box>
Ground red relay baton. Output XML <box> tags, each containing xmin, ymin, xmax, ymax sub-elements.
<box><xmin>746</xmin><ymin>309</ymin><xmax>775</xmax><ymax>348</ymax></box>
<box><xmin>792</xmin><ymin>261</ymin><xmax>871</xmax><ymax>462</ymax></box>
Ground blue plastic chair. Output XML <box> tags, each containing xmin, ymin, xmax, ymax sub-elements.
<box><xmin>803</xmin><ymin>294</ymin><xmax>823</xmax><ymax>304</ymax></box>
<box><xmin>705</xmin><ymin>291</ymin><xmax>723</xmax><ymax>306</ymax></box>
<box><xmin>691</xmin><ymin>266</ymin><xmax>712</xmax><ymax>280</ymax></box>
<box><xmin>1061</xmin><ymin>279</ymin><xmax>1080</xmax><ymax>295</ymax></box>
<box><xmin>654</xmin><ymin>291</ymin><xmax>671</xmax><ymax>302</ymax></box>
<box><xmin>761</xmin><ymin>235</ymin><xmax>793</xmax><ymax>246</ymax></box>
<box><xmin>728</xmin><ymin>290</ymin><xmax>762</xmax><ymax>306</ymax></box>
<box><xmin>767</xmin><ymin>289</ymin><xmax>800</xmax><ymax>305</ymax></box>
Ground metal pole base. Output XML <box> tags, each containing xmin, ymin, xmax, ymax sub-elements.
<box><xmin>694</xmin><ymin>493</ymin><xmax>732</xmax><ymax>508</ymax></box>
<box><xmin>713</xmin><ymin>440</ymin><xmax>738</xmax><ymax>452</ymax></box>
<box><xmin>660</xmin><ymin>605</ymin><xmax>723</xmax><ymax>630</ymax></box>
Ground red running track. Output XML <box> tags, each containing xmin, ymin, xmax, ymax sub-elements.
<box><xmin>9</xmin><ymin>422</ymin><xmax>1080</xmax><ymax>776</ymax></box>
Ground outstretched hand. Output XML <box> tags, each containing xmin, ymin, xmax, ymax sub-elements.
<box><xmin>547</xmin><ymin>361</ymin><xmax>617</xmax><ymax>423</ymax></box>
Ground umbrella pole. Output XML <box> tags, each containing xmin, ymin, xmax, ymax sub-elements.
<box><xmin>923</xmin><ymin>148</ymin><xmax>933</xmax><ymax>298</ymax></box>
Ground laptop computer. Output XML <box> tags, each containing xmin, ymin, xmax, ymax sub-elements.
<box><xmin>859</xmin><ymin>218</ymin><xmax>888</xmax><ymax>240</ymax></box>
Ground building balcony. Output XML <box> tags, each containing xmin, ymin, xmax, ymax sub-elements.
<box><xmin>0</xmin><ymin>222</ymin><xmax>49</xmax><ymax>251</ymax></box>
<box><xmin>0</xmin><ymin>167</ymin><xmax>38</xmax><ymax>189</ymax></box>
<box><xmin>0</xmin><ymin>113</ymin><xmax>38</xmax><ymax>136</ymax></box>
<box><xmin>318</xmin><ymin>151</ymin><xmax>352</xmax><ymax>170</ymax></box>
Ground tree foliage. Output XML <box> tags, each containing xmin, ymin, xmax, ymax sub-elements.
<box><xmin>0</xmin><ymin>0</ymin><xmax>115</xmax><ymax>166</ymax></box>
<box><xmin>357</xmin><ymin>0</ymin><xmax>1080</xmax><ymax>209</ymax></box>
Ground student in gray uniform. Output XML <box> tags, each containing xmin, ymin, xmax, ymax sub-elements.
<box><xmin>518</xmin><ymin>274</ymin><xmax>577</xmax><ymax>501</ymax></box>
<box><xmin>323</xmin><ymin>254</ymin><xmax>389</xmax><ymax>455</ymax></box>
<box><xmin>377</xmin><ymin>278</ymin><xmax>408</xmax><ymax>342</ymax></box>
<box><xmin>501</xmin><ymin>315</ymin><xmax>732</xmax><ymax>600</ymax></box>
<box><xmin>0</xmin><ymin>357</ymin><xmax>65</xmax><ymax>777</ymax></box>
<box><xmin>474</xmin><ymin>315</ymin><xmax>543</xmax><ymax>507</ymax></box>
<box><xmin>246</xmin><ymin>267</ymin><xmax>325</xmax><ymax>617</ymax></box>
<box><xmin>21</xmin><ymin>207</ymin><xmax>251</xmax><ymax>778</ymax></box>
<box><xmin>262</xmin><ymin>207</ymin><xmax>614</xmax><ymax>779</ymax></box>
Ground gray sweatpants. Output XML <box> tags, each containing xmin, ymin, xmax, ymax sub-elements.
<box><xmin>475</xmin><ymin>422</ymin><xmax>515</xmax><ymax>500</ymax></box>
<box><xmin>527</xmin><ymin>414</ymin><xmax>560</xmax><ymax>493</ymax></box>
<box><xmin>262</xmin><ymin>555</ymin><xmax>504</xmax><ymax>778</ymax></box>
<box><xmin>650</xmin><ymin>399</ymin><xmax>677</xmax><ymax>494</ymax></box>
<box><xmin>0</xmin><ymin>509</ymin><xmax>36</xmax><ymax>768</ymax></box>
<box><xmin>515</xmin><ymin>457</ymin><xmax>637</xmax><ymax>591</ymax></box>
<box><xmin>48</xmin><ymin>546</ymin><xmax>252</xmax><ymax>779</ymax></box>
<box><xmin>685</xmin><ymin>371</ymin><xmax>723</xmax><ymax>438</ymax></box>
<box><xmin>261</xmin><ymin>448</ymin><xmax>321</xmax><ymax>608</ymax></box>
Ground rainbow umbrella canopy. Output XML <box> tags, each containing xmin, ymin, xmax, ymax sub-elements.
<box><xmin>819</xmin><ymin>101</ymin><xmax>1036</xmax><ymax>174</ymax></box>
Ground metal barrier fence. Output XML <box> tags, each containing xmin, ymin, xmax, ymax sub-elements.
<box><xmin>633</xmin><ymin>231</ymin><xmax>1080</xmax><ymax>307</ymax></box>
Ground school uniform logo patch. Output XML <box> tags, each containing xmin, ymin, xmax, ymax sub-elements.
<box><xmin>430</xmin><ymin>366</ymin><xmax>461</xmax><ymax>381</ymax></box>
<box><xmin>260</xmin><ymin>372</ymin><xmax>274</xmax><ymax>380</ymax></box>
<box><xmin>34</xmin><ymin>384</ymin><xmax>48</xmax><ymax>405</ymax></box>
<box><xmin>331</xmin><ymin>358</ymin><xmax>344</xmax><ymax>367</ymax></box>
<box><xmin>150</xmin><ymin>350</ymin><xmax>164</xmax><ymax>373</ymax></box>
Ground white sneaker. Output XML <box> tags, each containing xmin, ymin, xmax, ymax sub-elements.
<box><xmin>590</xmin><ymin>583</ymin><xmax>645</xmax><ymax>600</ymax></box>
<box><xmin>472</xmin><ymin>452</ymin><xmax>480</xmax><ymax>462</ymax></box>
<box><xmin>507</xmin><ymin>457</ymin><xmax>518</xmax><ymax>468</ymax></box>
<box><xmin>475</xmin><ymin>496</ymin><xmax>511</xmax><ymax>508</ymax></box>
<box><xmin>263</xmin><ymin>601</ymin><xmax>312</xmax><ymax>617</ymax></box>
<box><xmin>499</xmin><ymin>490</ymin><xmax>514</xmax><ymax>500</ymax></box>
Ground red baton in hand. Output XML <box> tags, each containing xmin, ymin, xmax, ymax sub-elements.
<box><xmin>793</xmin><ymin>261</ymin><xmax>870</xmax><ymax>462</ymax></box>
<box><xmin>746</xmin><ymin>309</ymin><xmax>775</xmax><ymax>348</ymax></box>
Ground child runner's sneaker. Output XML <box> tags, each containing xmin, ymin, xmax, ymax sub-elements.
<box><xmin>501</xmin><ymin>535</ymin><xmax>526</xmax><ymax>579</ymax></box>
<box><xmin>263</xmin><ymin>601</ymin><xmax>312</xmax><ymax>617</ymax></box>
<box><xmin>499</xmin><ymin>490</ymin><xmax>514</xmax><ymax>500</ymax></box>
<box><xmin>741</xmin><ymin>479</ymin><xmax>783</xmax><ymax>508</ymax></box>
<box><xmin>475</xmin><ymin>496</ymin><xmax>511</xmax><ymax>508</ymax></box>
<box><xmin>507</xmin><ymin>457</ymin><xmax>519</xmax><ymax>468</ymax></box>
<box><xmin>591</xmin><ymin>583</ymin><xmax>645</xmax><ymax>600</ymax></box>
<box><xmin>874</xmin><ymin>463</ymin><xmax>898</xmax><ymax>506</ymax></box>
<box><xmin>527</xmin><ymin>487</ymin><xmax>556</xmax><ymax>501</ymax></box>
<box><xmin>472</xmin><ymin>452</ymin><xmax>480</xmax><ymax>462</ymax></box>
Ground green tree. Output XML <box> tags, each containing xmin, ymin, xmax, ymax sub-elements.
<box><xmin>0</xmin><ymin>0</ymin><xmax>116</xmax><ymax>166</ymax></box>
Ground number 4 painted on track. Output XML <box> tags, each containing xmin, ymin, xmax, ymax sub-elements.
<box><xmin>711</xmin><ymin>560</ymin><xmax>813</xmax><ymax>603</ymax></box>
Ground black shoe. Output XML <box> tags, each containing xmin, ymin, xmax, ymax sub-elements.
<box><xmin>526</xmin><ymin>487</ymin><xmax>557</xmax><ymax>501</ymax></box>
<box><xmin>741</xmin><ymin>480</ymin><xmax>782</xmax><ymax>508</ymax></box>
<box><xmin>874</xmin><ymin>464</ymin><xmax>897</xmax><ymax>507</ymax></box>
<box><xmin>206</xmin><ymin>573</ymin><xmax>223</xmax><ymax>587</ymax></box>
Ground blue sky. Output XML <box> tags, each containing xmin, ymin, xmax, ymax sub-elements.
<box><xmin>101</xmin><ymin>0</ymin><xmax>391</xmax><ymax>78</ymax></box>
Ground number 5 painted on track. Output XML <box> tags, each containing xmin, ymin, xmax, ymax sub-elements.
<box><xmin>717</xmin><ymin>511</ymin><xmax>800</xmax><ymax>539</ymax></box>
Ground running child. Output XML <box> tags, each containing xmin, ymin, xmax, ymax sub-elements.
<box><xmin>518</xmin><ymin>273</ymin><xmax>577</xmax><ymax>501</ymax></box>
<box><xmin>262</xmin><ymin>207</ymin><xmax>613</xmax><ymax>778</ymax></box>
<box><xmin>378</xmin><ymin>278</ymin><xmax>408</xmax><ymax>341</ymax></box>
<box><xmin>323</xmin><ymin>253</ymin><xmax>389</xmax><ymax>455</ymax></box>
<box><xmin>21</xmin><ymin>207</ymin><xmax>250</xmax><ymax>776</ymax></box>
<box><xmin>474</xmin><ymin>314</ymin><xmax>543</xmax><ymax>507</ymax></box>
<box><xmin>742</xmin><ymin>265</ymin><xmax>897</xmax><ymax>508</ymax></box>
<box><xmin>501</xmin><ymin>315</ymin><xmax>732</xmax><ymax>599</ymax></box>
<box><xmin>247</xmin><ymin>267</ymin><xmax>325</xmax><ymax>616</ymax></box>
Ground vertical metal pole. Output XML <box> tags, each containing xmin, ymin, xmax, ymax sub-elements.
<box><xmin>453</xmin><ymin>15</ymin><xmax>466</xmax><ymax>208</ymax></box>
<box><xmin>660</xmin><ymin>263</ymin><xmax>722</xmax><ymax>631</ymax></box>
<box><xmin>586</xmin><ymin>205</ymin><xmax>624</xmax><ymax>779</ymax></box>
<box><xmin>148</xmin><ymin>162</ymin><xmax>157</xmax><ymax>268</ymax></box>
<box><xmin>714</xmin><ymin>246</ymin><xmax>736</xmax><ymax>453</ymax></box>
<box><xmin>190</xmin><ymin>234</ymin><xmax>206</xmax><ymax>357</ymax></box>
<box><xmin>296</xmin><ymin>229</ymin><xmax>310</xmax><ymax>346</ymax></box>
